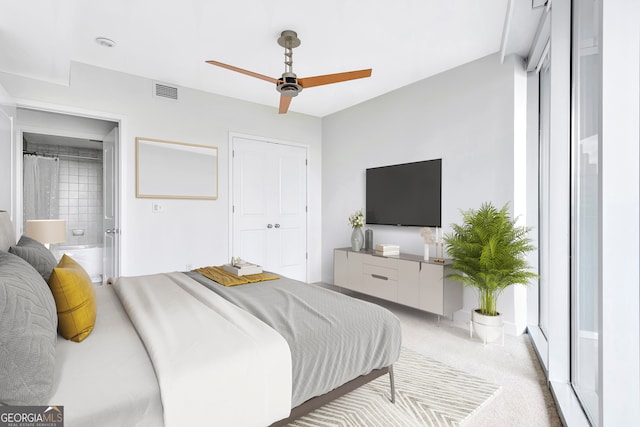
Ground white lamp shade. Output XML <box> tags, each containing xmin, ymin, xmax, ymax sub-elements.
<box><xmin>26</xmin><ymin>219</ymin><xmax>67</xmax><ymax>245</ymax></box>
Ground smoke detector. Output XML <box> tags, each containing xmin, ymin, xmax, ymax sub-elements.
<box><xmin>95</xmin><ymin>37</ymin><xmax>116</xmax><ymax>48</ymax></box>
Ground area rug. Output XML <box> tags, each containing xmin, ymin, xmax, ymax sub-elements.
<box><xmin>288</xmin><ymin>347</ymin><xmax>501</xmax><ymax>427</ymax></box>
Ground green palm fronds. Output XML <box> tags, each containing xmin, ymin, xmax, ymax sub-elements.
<box><xmin>444</xmin><ymin>202</ymin><xmax>537</xmax><ymax>316</ymax></box>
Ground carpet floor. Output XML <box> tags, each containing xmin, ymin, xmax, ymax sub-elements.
<box><xmin>312</xmin><ymin>284</ymin><xmax>563</xmax><ymax>426</ymax></box>
<box><xmin>289</xmin><ymin>348</ymin><xmax>501</xmax><ymax>427</ymax></box>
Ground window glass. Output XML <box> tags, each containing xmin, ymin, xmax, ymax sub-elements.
<box><xmin>538</xmin><ymin>51</ymin><xmax>551</xmax><ymax>338</ymax></box>
<box><xmin>571</xmin><ymin>0</ymin><xmax>601</xmax><ymax>423</ymax></box>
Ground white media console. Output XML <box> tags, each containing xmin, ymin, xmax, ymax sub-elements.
<box><xmin>333</xmin><ymin>248</ymin><xmax>463</xmax><ymax>318</ymax></box>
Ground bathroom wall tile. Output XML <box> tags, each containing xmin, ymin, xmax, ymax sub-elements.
<box><xmin>25</xmin><ymin>142</ymin><xmax>103</xmax><ymax>245</ymax></box>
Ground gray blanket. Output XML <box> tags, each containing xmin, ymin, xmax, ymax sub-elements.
<box><xmin>186</xmin><ymin>272</ymin><xmax>401</xmax><ymax>408</ymax></box>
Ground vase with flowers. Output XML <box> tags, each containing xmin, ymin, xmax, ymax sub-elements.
<box><xmin>348</xmin><ymin>209</ymin><xmax>365</xmax><ymax>251</ymax></box>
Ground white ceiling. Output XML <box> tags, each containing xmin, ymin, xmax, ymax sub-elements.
<box><xmin>0</xmin><ymin>0</ymin><xmax>512</xmax><ymax>117</ymax></box>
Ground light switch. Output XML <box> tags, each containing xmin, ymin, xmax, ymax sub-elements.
<box><xmin>152</xmin><ymin>202</ymin><xmax>164</xmax><ymax>213</ymax></box>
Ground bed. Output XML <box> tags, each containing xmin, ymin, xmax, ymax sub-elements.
<box><xmin>0</xmin><ymin>210</ymin><xmax>401</xmax><ymax>426</ymax></box>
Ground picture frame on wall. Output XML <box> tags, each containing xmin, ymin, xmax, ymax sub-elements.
<box><xmin>135</xmin><ymin>137</ymin><xmax>218</xmax><ymax>200</ymax></box>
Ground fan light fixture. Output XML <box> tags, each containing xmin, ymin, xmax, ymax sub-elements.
<box><xmin>206</xmin><ymin>30</ymin><xmax>372</xmax><ymax>114</ymax></box>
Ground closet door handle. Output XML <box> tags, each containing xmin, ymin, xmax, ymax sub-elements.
<box><xmin>274</xmin><ymin>224</ymin><xmax>280</xmax><ymax>228</ymax></box>
<box><xmin>267</xmin><ymin>224</ymin><xmax>273</xmax><ymax>229</ymax></box>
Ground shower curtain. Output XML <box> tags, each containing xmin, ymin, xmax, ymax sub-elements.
<box><xmin>23</xmin><ymin>154</ymin><xmax>60</xmax><ymax>220</ymax></box>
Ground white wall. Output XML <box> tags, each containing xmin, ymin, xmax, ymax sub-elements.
<box><xmin>599</xmin><ymin>0</ymin><xmax>640</xmax><ymax>422</ymax></box>
<box><xmin>0</xmin><ymin>106</ymin><xmax>15</xmax><ymax>219</ymax></box>
<box><xmin>17</xmin><ymin>108</ymin><xmax>117</xmax><ymax>140</ymax></box>
<box><xmin>1</xmin><ymin>54</ymin><xmax>530</xmax><ymax>329</ymax></box>
<box><xmin>0</xmin><ymin>62</ymin><xmax>323</xmax><ymax>281</ymax></box>
<box><xmin>0</xmin><ymin>82</ymin><xmax>15</xmax><ymax>218</ymax></box>
<box><xmin>322</xmin><ymin>53</ymin><xmax>524</xmax><ymax>330</ymax></box>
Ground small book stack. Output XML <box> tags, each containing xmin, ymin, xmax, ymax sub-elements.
<box><xmin>375</xmin><ymin>244</ymin><xmax>400</xmax><ymax>256</ymax></box>
<box><xmin>223</xmin><ymin>261</ymin><xmax>263</xmax><ymax>276</ymax></box>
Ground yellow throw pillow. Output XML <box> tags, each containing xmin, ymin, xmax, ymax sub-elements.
<box><xmin>48</xmin><ymin>254</ymin><xmax>97</xmax><ymax>342</ymax></box>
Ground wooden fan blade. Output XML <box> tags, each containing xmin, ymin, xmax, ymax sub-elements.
<box><xmin>298</xmin><ymin>69</ymin><xmax>372</xmax><ymax>88</ymax></box>
<box><xmin>279</xmin><ymin>95</ymin><xmax>293</xmax><ymax>114</ymax></box>
<box><xmin>205</xmin><ymin>60</ymin><xmax>278</xmax><ymax>84</ymax></box>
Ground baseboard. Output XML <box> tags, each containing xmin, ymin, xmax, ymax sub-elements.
<box><xmin>527</xmin><ymin>326</ymin><xmax>549</xmax><ymax>373</ymax></box>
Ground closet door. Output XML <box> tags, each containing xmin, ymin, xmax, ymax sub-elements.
<box><xmin>232</xmin><ymin>136</ymin><xmax>307</xmax><ymax>281</ymax></box>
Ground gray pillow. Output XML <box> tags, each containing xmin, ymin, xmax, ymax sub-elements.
<box><xmin>0</xmin><ymin>251</ymin><xmax>57</xmax><ymax>405</ymax></box>
<box><xmin>9</xmin><ymin>235</ymin><xmax>58</xmax><ymax>282</ymax></box>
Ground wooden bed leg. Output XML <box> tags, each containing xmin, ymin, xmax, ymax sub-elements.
<box><xmin>389</xmin><ymin>365</ymin><xmax>396</xmax><ymax>404</ymax></box>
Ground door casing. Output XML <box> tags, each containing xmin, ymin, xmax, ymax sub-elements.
<box><xmin>12</xmin><ymin>103</ymin><xmax>124</xmax><ymax>280</ymax></box>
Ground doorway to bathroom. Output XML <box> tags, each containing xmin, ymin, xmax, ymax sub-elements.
<box><xmin>18</xmin><ymin>108</ymin><xmax>120</xmax><ymax>284</ymax></box>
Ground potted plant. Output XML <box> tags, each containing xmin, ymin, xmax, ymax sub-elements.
<box><xmin>444</xmin><ymin>202</ymin><xmax>537</xmax><ymax>344</ymax></box>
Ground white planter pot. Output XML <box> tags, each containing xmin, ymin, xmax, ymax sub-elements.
<box><xmin>471</xmin><ymin>310</ymin><xmax>504</xmax><ymax>345</ymax></box>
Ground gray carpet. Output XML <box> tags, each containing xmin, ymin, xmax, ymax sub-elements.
<box><xmin>288</xmin><ymin>347</ymin><xmax>501</xmax><ymax>427</ymax></box>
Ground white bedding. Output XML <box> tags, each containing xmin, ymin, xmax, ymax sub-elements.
<box><xmin>49</xmin><ymin>285</ymin><xmax>163</xmax><ymax>427</ymax></box>
<box><xmin>113</xmin><ymin>272</ymin><xmax>292</xmax><ymax>427</ymax></box>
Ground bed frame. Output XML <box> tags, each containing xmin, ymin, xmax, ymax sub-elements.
<box><xmin>1</xmin><ymin>210</ymin><xmax>397</xmax><ymax>425</ymax></box>
<box><xmin>271</xmin><ymin>366</ymin><xmax>395</xmax><ymax>426</ymax></box>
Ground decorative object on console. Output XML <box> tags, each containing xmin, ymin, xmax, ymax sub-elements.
<box><xmin>444</xmin><ymin>202</ymin><xmax>537</xmax><ymax>344</ymax></box>
<box><xmin>364</xmin><ymin>228</ymin><xmax>373</xmax><ymax>251</ymax></box>
<box><xmin>25</xmin><ymin>219</ymin><xmax>66</xmax><ymax>249</ymax></box>
<box><xmin>375</xmin><ymin>244</ymin><xmax>400</xmax><ymax>256</ymax></box>
<box><xmin>433</xmin><ymin>227</ymin><xmax>446</xmax><ymax>264</ymax></box>
<box><xmin>351</xmin><ymin>228</ymin><xmax>364</xmax><ymax>252</ymax></box>
<box><xmin>348</xmin><ymin>209</ymin><xmax>365</xmax><ymax>251</ymax></box>
<box><xmin>420</xmin><ymin>227</ymin><xmax>436</xmax><ymax>260</ymax></box>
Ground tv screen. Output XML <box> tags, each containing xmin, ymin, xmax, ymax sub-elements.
<box><xmin>366</xmin><ymin>159</ymin><xmax>441</xmax><ymax>227</ymax></box>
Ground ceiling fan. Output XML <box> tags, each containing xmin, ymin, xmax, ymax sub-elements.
<box><xmin>206</xmin><ymin>30</ymin><xmax>372</xmax><ymax>114</ymax></box>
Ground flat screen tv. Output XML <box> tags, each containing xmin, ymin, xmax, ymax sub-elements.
<box><xmin>366</xmin><ymin>159</ymin><xmax>441</xmax><ymax>227</ymax></box>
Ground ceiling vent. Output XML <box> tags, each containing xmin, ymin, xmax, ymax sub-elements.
<box><xmin>153</xmin><ymin>82</ymin><xmax>178</xmax><ymax>100</ymax></box>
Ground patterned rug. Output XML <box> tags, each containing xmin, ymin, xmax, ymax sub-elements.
<box><xmin>289</xmin><ymin>348</ymin><xmax>501</xmax><ymax>427</ymax></box>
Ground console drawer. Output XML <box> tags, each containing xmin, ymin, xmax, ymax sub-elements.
<box><xmin>363</xmin><ymin>271</ymin><xmax>398</xmax><ymax>301</ymax></box>
<box><xmin>364</xmin><ymin>255</ymin><xmax>399</xmax><ymax>269</ymax></box>
<box><xmin>363</xmin><ymin>263</ymin><xmax>398</xmax><ymax>281</ymax></box>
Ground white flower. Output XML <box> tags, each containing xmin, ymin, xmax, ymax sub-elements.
<box><xmin>348</xmin><ymin>210</ymin><xmax>365</xmax><ymax>229</ymax></box>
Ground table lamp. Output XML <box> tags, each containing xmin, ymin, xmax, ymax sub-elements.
<box><xmin>26</xmin><ymin>219</ymin><xmax>67</xmax><ymax>249</ymax></box>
